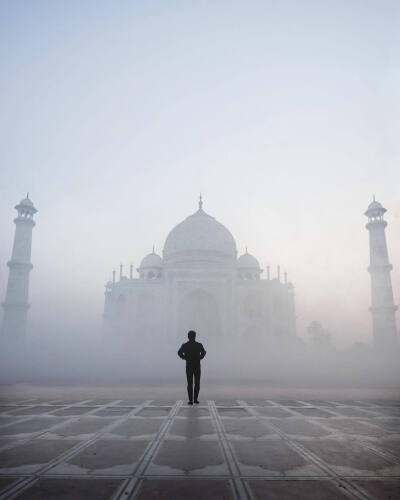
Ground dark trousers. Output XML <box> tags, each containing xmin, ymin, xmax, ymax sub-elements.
<box><xmin>186</xmin><ymin>363</ymin><xmax>201</xmax><ymax>402</ymax></box>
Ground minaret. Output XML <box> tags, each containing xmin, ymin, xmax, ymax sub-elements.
<box><xmin>1</xmin><ymin>194</ymin><xmax>37</xmax><ymax>341</ymax></box>
<box><xmin>365</xmin><ymin>197</ymin><xmax>398</xmax><ymax>349</ymax></box>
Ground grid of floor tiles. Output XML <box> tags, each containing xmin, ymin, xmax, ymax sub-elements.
<box><xmin>0</xmin><ymin>397</ymin><xmax>399</xmax><ymax>499</ymax></box>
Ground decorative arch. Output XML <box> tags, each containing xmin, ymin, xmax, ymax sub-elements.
<box><xmin>178</xmin><ymin>288</ymin><xmax>220</xmax><ymax>340</ymax></box>
<box><xmin>116</xmin><ymin>294</ymin><xmax>126</xmax><ymax>316</ymax></box>
<box><xmin>243</xmin><ymin>293</ymin><xmax>263</xmax><ymax>319</ymax></box>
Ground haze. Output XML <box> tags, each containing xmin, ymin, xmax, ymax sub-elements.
<box><xmin>0</xmin><ymin>0</ymin><xmax>399</xmax><ymax>353</ymax></box>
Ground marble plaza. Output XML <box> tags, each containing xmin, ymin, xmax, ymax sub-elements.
<box><xmin>0</xmin><ymin>387</ymin><xmax>399</xmax><ymax>499</ymax></box>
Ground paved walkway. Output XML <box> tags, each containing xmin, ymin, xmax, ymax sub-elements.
<box><xmin>0</xmin><ymin>396</ymin><xmax>399</xmax><ymax>499</ymax></box>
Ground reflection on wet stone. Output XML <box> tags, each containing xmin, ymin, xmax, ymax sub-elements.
<box><xmin>233</xmin><ymin>440</ymin><xmax>311</xmax><ymax>474</ymax></box>
<box><xmin>111</xmin><ymin>418</ymin><xmax>163</xmax><ymax>437</ymax></box>
<box><xmin>65</xmin><ymin>439</ymin><xmax>149</xmax><ymax>473</ymax></box>
<box><xmin>153</xmin><ymin>439</ymin><xmax>224</xmax><ymax>473</ymax></box>
<box><xmin>53</xmin><ymin>418</ymin><xmax>111</xmax><ymax>437</ymax></box>
<box><xmin>222</xmin><ymin>418</ymin><xmax>274</xmax><ymax>439</ymax></box>
<box><xmin>169</xmin><ymin>418</ymin><xmax>215</xmax><ymax>438</ymax></box>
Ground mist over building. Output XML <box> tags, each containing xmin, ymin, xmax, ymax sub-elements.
<box><xmin>103</xmin><ymin>196</ymin><xmax>296</xmax><ymax>347</ymax></box>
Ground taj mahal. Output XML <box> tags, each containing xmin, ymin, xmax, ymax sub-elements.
<box><xmin>102</xmin><ymin>197</ymin><xmax>297</xmax><ymax>344</ymax></box>
<box><xmin>1</xmin><ymin>194</ymin><xmax>397</xmax><ymax>351</ymax></box>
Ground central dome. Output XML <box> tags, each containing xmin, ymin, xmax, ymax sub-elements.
<box><xmin>163</xmin><ymin>202</ymin><xmax>237</xmax><ymax>265</ymax></box>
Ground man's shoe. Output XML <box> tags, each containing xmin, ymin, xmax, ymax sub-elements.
<box><xmin>194</xmin><ymin>400</ymin><xmax>199</xmax><ymax>404</ymax></box>
<box><xmin>188</xmin><ymin>401</ymin><xmax>193</xmax><ymax>405</ymax></box>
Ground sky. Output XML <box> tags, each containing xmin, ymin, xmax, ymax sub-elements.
<box><xmin>0</xmin><ymin>0</ymin><xmax>399</xmax><ymax>347</ymax></box>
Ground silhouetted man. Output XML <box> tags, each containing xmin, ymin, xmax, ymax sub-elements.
<box><xmin>177</xmin><ymin>330</ymin><xmax>206</xmax><ymax>405</ymax></box>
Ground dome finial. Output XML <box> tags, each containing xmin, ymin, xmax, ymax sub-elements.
<box><xmin>373</xmin><ymin>194</ymin><xmax>375</xmax><ymax>202</ymax></box>
<box><xmin>27</xmin><ymin>192</ymin><xmax>29</xmax><ymax>199</ymax></box>
<box><xmin>198</xmin><ymin>193</ymin><xmax>203</xmax><ymax>210</ymax></box>
<box><xmin>152</xmin><ymin>244</ymin><xmax>155</xmax><ymax>253</ymax></box>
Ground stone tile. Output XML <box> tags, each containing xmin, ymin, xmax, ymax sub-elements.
<box><xmin>214</xmin><ymin>400</ymin><xmax>240</xmax><ymax>407</ymax></box>
<box><xmin>374</xmin><ymin>408</ymin><xmax>400</xmax><ymax>417</ymax></box>
<box><xmin>50</xmin><ymin>400</ymin><xmax>89</xmax><ymax>405</ymax></box>
<box><xmin>274</xmin><ymin>401</ymin><xmax>307</xmax><ymax>407</ymax></box>
<box><xmin>178</xmin><ymin>407</ymin><xmax>210</xmax><ymax>417</ymax></box>
<box><xmin>244</xmin><ymin>400</ymin><xmax>275</xmax><ymax>407</ymax></box>
<box><xmin>248</xmin><ymin>479</ymin><xmax>350</xmax><ymax>499</ymax></box>
<box><xmin>0</xmin><ymin>406</ymin><xmax>27</xmax><ymax>414</ymax></box>
<box><xmin>293</xmin><ymin>408</ymin><xmax>334</xmax><ymax>418</ymax></box>
<box><xmin>270</xmin><ymin>418</ymin><xmax>332</xmax><ymax>437</ymax></box>
<box><xmin>92</xmin><ymin>407</ymin><xmax>133</xmax><ymax>417</ymax></box>
<box><xmin>51</xmin><ymin>407</ymin><xmax>96</xmax><ymax>416</ymax></box>
<box><xmin>303</xmin><ymin>401</ymin><xmax>338</xmax><ymax>407</ymax></box>
<box><xmin>15</xmin><ymin>477</ymin><xmax>124</xmax><ymax>499</ymax></box>
<box><xmin>53</xmin><ymin>418</ymin><xmax>111</xmax><ymax>437</ymax></box>
<box><xmin>136</xmin><ymin>479</ymin><xmax>234</xmax><ymax>499</ymax></box>
<box><xmin>86</xmin><ymin>399</ymin><xmax>116</xmax><ymax>406</ymax></box>
<box><xmin>0</xmin><ymin>417</ymin><xmax>67</xmax><ymax>436</ymax></box>
<box><xmin>169</xmin><ymin>418</ymin><xmax>215</xmax><ymax>438</ymax></box>
<box><xmin>222</xmin><ymin>418</ymin><xmax>275</xmax><ymax>439</ymax></box>
<box><xmin>0</xmin><ymin>437</ymin><xmax>21</xmax><ymax>448</ymax></box>
<box><xmin>352</xmin><ymin>479</ymin><xmax>400</xmax><ymax>499</ymax></box>
<box><xmin>324</xmin><ymin>418</ymin><xmax>389</xmax><ymax>437</ymax></box>
<box><xmin>371</xmin><ymin>418</ymin><xmax>400</xmax><ymax>433</ymax></box>
<box><xmin>255</xmin><ymin>407</ymin><xmax>293</xmax><ymax>418</ymax></box>
<box><xmin>111</xmin><ymin>418</ymin><xmax>163</xmax><ymax>437</ymax></box>
<box><xmin>137</xmin><ymin>407</ymin><xmax>171</xmax><ymax>418</ymax></box>
<box><xmin>331</xmin><ymin>407</ymin><xmax>377</xmax><ymax>418</ymax></box>
<box><xmin>0</xmin><ymin>417</ymin><xmax>17</xmax><ymax>426</ymax></box>
<box><xmin>150</xmin><ymin>400</ymin><xmax>177</xmax><ymax>406</ymax></box>
<box><xmin>368</xmin><ymin>400</ymin><xmax>400</xmax><ymax>407</ymax></box>
<box><xmin>0</xmin><ymin>476</ymin><xmax>19</xmax><ymax>493</ymax></box>
<box><xmin>233</xmin><ymin>440</ymin><xmax>321</xmax><ymax>476</ymax></box>
<box><xmin>57</xmin><ymin>439</ymin><xmax>149</xmax><ymax>474</ymax></box>
<box><xmin>375</xmin><ymin>438</ymin><xmax>400</xmax><ymax>458</ymax></box>
<box><xmin>116</xmin><ymin>399</ymin><xmax>144</xmax><ymax>406</ymax></box>
<box><xmin>151</xmin><ymin>439</ymin><xmax>226</xmax><ymax>474</ymax></box>
<box><xmin>9</xmin><ymin>406</ymin><xmax>65</xmax><ymax>416</ymax></box>
<box><xmin>217</xmin><ymin>407</ymin><xmax>251</xmax><ymax>418</ymax></box>
<box><xmin>300</xmin><ymin>438</ymin><xmax>396</xmax><ymax>474</ymax></box>
<box><xmin>0</xmin><ymin>439</ymin><xmax>79</xmax><ymax>472</ymax></box>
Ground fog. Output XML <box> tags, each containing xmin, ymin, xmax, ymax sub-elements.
<box><xmin>0</xmin><ymin>2</ymin><xmax>399</xmax><ymax>387</ymax></box>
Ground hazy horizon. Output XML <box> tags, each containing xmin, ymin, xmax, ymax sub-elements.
<box><xmin>1</xmin><ymin>1</ymin><xmax>399</xmax><ymax>348</ymax></box>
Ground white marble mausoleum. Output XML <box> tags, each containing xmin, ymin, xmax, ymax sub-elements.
<box><xmin>103</xmin><ymin>198</ymin><xmax>296</xmax><ymax>345</ymax></box>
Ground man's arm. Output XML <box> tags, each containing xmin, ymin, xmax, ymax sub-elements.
<box><xmin>177</xmin><ymin>345</ymin><xmax>186</xmax><ymax>359</ymax></box>
<box><xmin>199</xmin><ymin>344</ymin><xmax>206</xmax><ymax>359</ymax></box>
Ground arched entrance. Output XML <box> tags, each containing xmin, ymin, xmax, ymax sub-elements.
<box><xmin>177</xmin><ymin>289</ymin><xmax>220</xmax><ymax>341</ymax></box>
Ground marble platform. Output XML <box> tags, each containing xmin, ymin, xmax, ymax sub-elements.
<box><xmin>0</xmin><ymin>394</ymin><xmax>399</xmax><ymax>499</ymax></box>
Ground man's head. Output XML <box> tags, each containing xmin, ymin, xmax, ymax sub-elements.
<box><xmin>188</xmin><ymin>330</ymin><xmax>196</xmax><ymax>341</ymax></box>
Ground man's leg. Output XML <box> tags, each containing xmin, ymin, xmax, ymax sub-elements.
<box><xmin>193</xmin><ymin>365</ymin><xmax>201</xmax><ymax>402</ymax></box>
<box><xmin>186</xmin><ymin>365</ymin><xmax>194</xmax><ymax>402</ymax></box>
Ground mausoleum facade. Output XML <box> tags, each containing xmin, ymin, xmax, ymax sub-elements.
<box><xmin>103</xmin><ymin>198</ymin><xmax>296</xmax><ymax>344</ymax></box>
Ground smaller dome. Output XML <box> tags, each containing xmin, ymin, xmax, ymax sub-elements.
<box><xmin>20</xmin><ymin>196</ymin><xmax>34</xmax><ymax>207</ymax></box>
<box><xmin>237</xmin><ymin>252</ymin><xmax>260</xmax><ymax>269</ymax></box>
<box><xmin>139</xmin><ymin>252</ymin><xmax>163</xmax><ymax>269</ymax></box>
<box><xmin>365</xmin><ymin>197</ymin><xmax>386</xmax><ymax>217</ymax></box>
<box><xmin>367</xmin><ymin>200</ymin><xmax>383</xmax><ymax>211</ymax></box>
